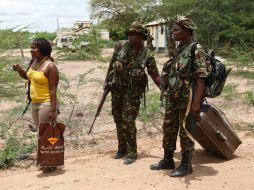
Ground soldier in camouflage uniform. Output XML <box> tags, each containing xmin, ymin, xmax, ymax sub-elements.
<box><xmin>150</xmin><ymin>18</ymin><xmax>209</xmax><ymax>176</ymax></box>
<box><xmin>146</xmin><ymin>33</ymin><xmax>154</xmax><ymax>51</ymax></box>
<box><xmin>104</xmin><ymin>22</ymin><xmax>161</xmax><ymax>165</ymax></box>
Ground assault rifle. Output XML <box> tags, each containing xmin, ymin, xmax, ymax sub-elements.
<box><xmin>88</xmin><ymin>42</ymin><xmax>120</xmax><ymax>134</ymax></box>
<box><xmin>88</xmin><ymin>84</ymin><xmax>110</xmax><ymax>135</ymax></box>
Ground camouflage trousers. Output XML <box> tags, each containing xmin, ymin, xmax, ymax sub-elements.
<box><xmin>111</xmin><ymin>88</ymin><xmax>141</xmax><ymax>159</ymax></box>
<box><xmin>162</xmin><ymin>106</ymin><xmax>194</xmax><ymax>154</ymax></box>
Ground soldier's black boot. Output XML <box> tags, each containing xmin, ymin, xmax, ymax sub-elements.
<box><xmin>170</xmin><ymin>152</ymin><xmax>192</xmax><ymax>177</ymax></box>
<box><xmin>114</xmin><ymin>150</ymin><xmax>127</xmax><ymax>159</ymax></box>
<box><xmin>114</xmin><ymin>144</ymin><xmax>126</xmax><ymax>159</ymax></box>
<box><xmin>150</xmin><ymin>150</ymin><xmax>175</xmax><ymax>170</ymax></box>
<box><xmin>123</xmin><ymin>153</ymin><xmax>137</xmax><ymax>165</ymax></box>
<box><xmin>123</xmin><ymin>134</ymin><xmax>137</xmax><ymax>165</ymax></box>
<box><xmin>123</xmin><ymin>157</ymin><xmax>136</xmax><ymax>165</ymax></box>
<box><xmin>114</xmin><ymin>126</ymin><xmax>127</xmax><ymax>159</ymax></box>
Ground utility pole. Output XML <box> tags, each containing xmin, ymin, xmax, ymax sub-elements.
<box><xmin>57</xmin><ymin>18</ymin><xmax>59</xmax><ymax>30</ymax></box>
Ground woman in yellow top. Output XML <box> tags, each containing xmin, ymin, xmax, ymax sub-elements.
<box><xmin>13</xmin><ymin>38</ymin><xmax>59</xmax><ymax>173</ymax></box>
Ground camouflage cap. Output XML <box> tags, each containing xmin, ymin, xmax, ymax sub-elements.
<box><xmin>174</xmin><ymin>18</ymin><xmax>197</xmax><ymax>30</ymax></box>
<box><xmin>126</xmin><ymin>22</ymin><xmax>149</xmax><ymax>40</ymax></box>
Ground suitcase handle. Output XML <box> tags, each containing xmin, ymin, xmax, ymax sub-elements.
<box><xmin>216</xmin><ymin>131</ymin><xmax>227</xmax><ymax>141</ymax></box>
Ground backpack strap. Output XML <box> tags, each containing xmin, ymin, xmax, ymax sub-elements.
<box><xmin>189</xmin><ymin>42</ymin><xmax>198</xmax><ymax>97</ymax></box>
<box><xmin>182</xmin><ymin>42</ymin><xmax>198</xmax><ymax>149</ymax></box>
<box><xmin>190</xmin><ymin>42</ymin><xmax>197</xmax><ymax>72</ymax></box>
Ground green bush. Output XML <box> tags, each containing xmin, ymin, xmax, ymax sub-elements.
<box><xmin>244</xmin><ymin>91</ymin><xmax>254</xmax><ymax>106</ymax></box>
<box><xmin>0</xmin><ymin>29</ymin><xmax>31</xmax><ymax>50</ymax></box>
<box><xmin>0</xmin><ymin>29</ymin><xmax>56</xmax><ymax>51</ymax></box>
<box><xmin>222</xmin><ymin>83</ymin><xmax>237</xmax><ymax>100</ymax></box>
<box><xmin>138</xmin><ymin>92</ymin><xmax>164</xmax><ymax>123</ymax></box>
<box><xmin>230</xmin><ymin>71</ymin><xmax>254</xmax><ymax>80</ymax></box>
<box><xmin>0</xmin><ymin>137</ymin><xmax>21</xmax><ymax>168</ymax></box>
<box><xmin>33</xmin><ymin>32</ymin><xmax>56</xmax><ymax>41</ymax></box>
<box><xmin>0</xmin><ymin>58</ymin><xmax>26</xmax><ymax>99</ymax></box>
<box><xmin>0</xmin><ymin>58</ymin><xmax>25</xmax><ymax>99</ymax></box>
<box><xmin>57</xmin><ymin>28</ymin><xmax>114</xmax><ymax>61</ymax></box>
<box><xmin>0</xmin><ymin>122</ymin><xmax>9</xmax><ymax>138</ymax></box>
<box><xmin>57</xmin><ymin>29</ymin><xmax>107</xmax><ymax>61</ymax></box>
<box><xmin>219</xmin><ymin>47</ymin><xmax>254</xmax><ymax>71</ymax></box>
<box><xmin>0</xmin><ymin>136</ymin><xmax>36</xmax><ymax>169</ymax></box>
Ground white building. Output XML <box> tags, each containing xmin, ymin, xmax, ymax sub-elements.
<box><xmin>73</xmin><ymin>21</ymin><xmax>93</xmax><ymax>35</ymax></box>
<box><xmin>145</xmin><ymin>19</ymin><xmax>168</xmax><ymax>51</ymax></box>
<box><xmin>56</xmin><ymin>20</ymin><xmax>109</xmax><ymax>40</ymax></box>
<box><xmin>73</xmin><ymin>21</ymin><xmax>93</xmax><ymax>30</ymax></box>
<box><xmin>56</xmin><ymin>21</ymin><xmax>93</xmax><ymax>37</ymax></box>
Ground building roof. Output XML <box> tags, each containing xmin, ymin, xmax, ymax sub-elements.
<box><xmin>74</xmin><ymin>21</ymin><xmax>93</xmax><ymax>24</ymax></box>
<box><xmin>145</xmin><ymin>19</ymin><xmax>166</xmax><ymax>26</ymax></box>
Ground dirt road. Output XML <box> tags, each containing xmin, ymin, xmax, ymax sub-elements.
<box><xmin>0</xmin><ymin>131</ymin><xmax>254</xmax><ymax>190</ymax></box>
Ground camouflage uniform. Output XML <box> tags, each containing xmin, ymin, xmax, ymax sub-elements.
<box><xmin>146</xmin><ymin>34</ymin><xmax>154</xmax><ymax>51</ymax></box>
<box><xmin>109</xmin><ymin>38</ymin><xmax>159</xmax><ymax>160</ymax></box>
<box><xmin>161</xmin><ymin>41</ymin><xmax>209</xmax><ymax>154</ymax></box>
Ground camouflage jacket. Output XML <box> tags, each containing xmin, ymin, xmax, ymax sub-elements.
<box><xmin>109</xmin><ymin>40</ymin><xmax>159</xmax><ymax>97</ymax></box>
<box><xmin>161</xmin><ymin>41</ymin><xmax>209</xmax><ymax>108</ymax></box>
<box><xmin>146</xmin><ymin>35</ymin><xmax>154</xmax><ymax>51</ymax></box>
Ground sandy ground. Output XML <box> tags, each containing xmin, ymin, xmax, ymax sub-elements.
<box><xmin>0</xmin><ymin>49</ymin><xmax>254</xmax><ymax>190</ymax></box>
<box><xmin>0</xmin><ymin>131</ymin><xmax>254</xmax><ymax>190</ymax></box>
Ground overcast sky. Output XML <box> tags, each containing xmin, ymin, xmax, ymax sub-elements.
<box><xmin>0</xmin><ymin>0</ymin><xmax>91</xmax><ymax>32</ymax></box>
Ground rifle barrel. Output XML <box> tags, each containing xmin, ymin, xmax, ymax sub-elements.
<box><xmin>87</xmin><ymin>87</ymin><xmax>110</xmax><ymax>135</ymax></box>
<box><xmin>88</xmin><ymin>116</ymin><xmax>97</xmax><ymax>135</ymax></box>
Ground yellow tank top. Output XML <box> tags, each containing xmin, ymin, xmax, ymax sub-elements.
<box><xmin>27</xmin><ymin>61</ymin><xmax>51</xmax><ymax>103</ymax></box>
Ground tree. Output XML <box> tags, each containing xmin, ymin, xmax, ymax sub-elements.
<box><xmin>90</xmin><ymin>0</ymin><xmax>254</xmax><ymax>51</ymax></box>
<box><xmin>33</xmin><ymin>32</ymin><xmax>57</xmax><ymax>41</ymax></box>
<box><xmin>188</xmin><ymin>0</ymin><xmax>254</xmax><ymax>49</ymax></box>
<box><xmin>90</xmin><ymin>0</ymin><xmax>159</xmax><ymax>40</ymax></box>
